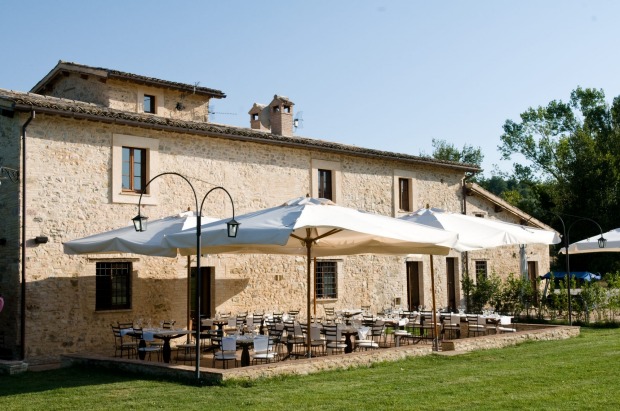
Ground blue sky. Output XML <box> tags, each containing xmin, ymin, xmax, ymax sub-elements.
<box><xmin>2</xmin><ymin>0</ymin><xmax>620</xmax><ymax>176</ymax></box>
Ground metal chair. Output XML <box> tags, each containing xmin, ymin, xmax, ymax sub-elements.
<box><xmin>213</xmin><ymin>336</ymin><xmax>238</xmax><ymax>369</ymax></box>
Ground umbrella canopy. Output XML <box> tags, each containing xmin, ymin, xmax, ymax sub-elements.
<box><xmin>164</xmin><ymin>196</ymin><xmax>459</xmax><ymax>357</ymax></box>
<box><xmin>63</xmin><ymin>211</ymin><xmax>217</xmax><ymax>257</ymax></box>
<box><xmin>399</xmin><ymin>207</ymin><xmax>561</xmax><ymax>251</ymax></box>
<box><xmin>562</xmin><ymin>227</ymin><xmax>620</xmax><ymax>255</ymax></box>
<box><xmin>164</xmin><ymin>198</ymin><xmax>458</xmax><ymax>256</ymax></box>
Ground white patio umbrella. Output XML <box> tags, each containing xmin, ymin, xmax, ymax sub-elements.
<box><xmin>63</xmin><ymin>211</ymin><xmax>217</xmax><ymax>257</ymax></box>
<box><xmin>561</xmin><ymin>227</ymin><xmax>618</xmax><ymax>254</ymax></box>
<box><xmin>400</xmin><ymin>207</ymin><xmax>561</xmax><ymax>252</ymax></box>
<box><xmin>63</xmin><ymin>210</ymin><xmax>219</xmax><ymax>364</ymax></box>
<box><xmin>163</xmin><ymin>197</ymin><xmax>459</xmax><ymax>356</ymax></box>
<box><xmin>400</xmin><ymin>207</ymin><xmax>560</xmax><ymax>348</ymax></box>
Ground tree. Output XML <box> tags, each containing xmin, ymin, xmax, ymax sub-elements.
<box><xmin>498</xmin><ymin>87</ymin><xmax>620</xmax><ymax>236</ymax></box>
<box><xmin>431</xmin><ymin>139</ymin><xmax>483</xmax><ymax>167</ymax></box>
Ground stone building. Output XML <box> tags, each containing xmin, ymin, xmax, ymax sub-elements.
<box><xmin>0</xmin><ymin>61</ymin><xmax>554</xmax><ymax>363</ymax></box>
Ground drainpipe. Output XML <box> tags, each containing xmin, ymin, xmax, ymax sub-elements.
<box><xmin>20</xmin><ymin>110</ymin><xmax>34</xmax><ymax>360</ymax></box>
<box><xmin>461</xmin><ymin>173</ymin><xmax>475</xmax><ymax>311</ymax></box>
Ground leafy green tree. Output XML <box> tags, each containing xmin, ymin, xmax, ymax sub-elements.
<box><xmin>498</xmin><ymin>87</ymin><xmax>620</xmax><ymax>240</ymax></box>
<box><xmin>431</xmin><ymin>139</ymin><xmax>483</xmax><ymax>167</ymax></box>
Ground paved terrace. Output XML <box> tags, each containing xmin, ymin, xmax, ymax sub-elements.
<box><xmin>2</xmin><ymin>324</ymin><xmax>574</xmax><ymax>384</ymax></box>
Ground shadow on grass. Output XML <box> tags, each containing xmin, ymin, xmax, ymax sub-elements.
<box><xmin>0</xmin><ymin>364</ymin><xmax>209</xmax><ymax>397</ymax></box>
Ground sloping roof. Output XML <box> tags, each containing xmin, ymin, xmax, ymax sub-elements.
<box><xmin>466</xmin><ymin>182</ymin><xmax>556</xmax><ymax>231</ymax></box>
<box><xmin>30</xmin><ymin>60</ymin><xmax>226</xmax><ymax>99</ymax></box>
<box><xmin>0</xmin><ymin>87</ymin><xmax>480</xmax><ymax>173</ymax></box>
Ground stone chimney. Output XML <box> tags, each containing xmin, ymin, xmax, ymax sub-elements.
<box><xmin>248</xmin><ymin>103</ymin><xmax>270</xmax><ymax>131</ymax></box>
<box><xmin>269</xmin><ymin>95</ymin><xmax>294</xmax><ymax>136</ymax></box>
<box><xmin>248</xmin><ymin>95</ymin><xmax>295</xmax><ymax>136</ymax></box>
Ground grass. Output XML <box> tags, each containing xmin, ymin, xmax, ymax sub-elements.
<box><xmin>2</xmin><ymin>327</ymin><xmax>620</xmax><ymax>410</ymax></box>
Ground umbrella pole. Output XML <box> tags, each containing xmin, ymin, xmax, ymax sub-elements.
<box><xmin>430</xmin><ymin>255</ymin><xmax>439</xmax><ymax>352</ymax></box>
<box><xmin>313</xmin><ymin>257</ymin><xmax>317</xmax><ymax>316</ymax></box>
<box><xmin>306</xmin><ymin>241</ymin><xmax>312</xmax><ymax>358</ymax></box>
<box><xmin>187</xmin><ymin>256</ymin><xmax>191</xmax><ymax>343</ymax></box>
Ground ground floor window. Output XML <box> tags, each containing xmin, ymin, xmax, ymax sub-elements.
<box><xmin>316</xmin><ymin>260</ymin><xmax>338</xmax><ymax>299</ymax></box>
<box><xmin>96</xmin><ymin>262</ymin><xmax>131</xmax><ymax>310</ymax></box>
<box><xmin>474</xmin><ymin>260</ymin><xmax>488</xmax><ymax>279</ymax></box>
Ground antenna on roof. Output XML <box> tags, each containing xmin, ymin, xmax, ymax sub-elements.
<box><xmin>293</xmin><ymin>111</ymin><xmax>304</xmax><ymax>131</ymax></box>
<box><xmin>208</xmin><ymin>105</ymin><xmax>237</xmax><ymax>121</ymax></box>
<box><xmin>193</xmin><ymin>81</ymin><xmax>200</xmax><ymax>94</ymax></box>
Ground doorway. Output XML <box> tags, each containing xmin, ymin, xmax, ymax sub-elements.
<box><xmin>446</xmin><ymin>257</ymin><xmax>457</xmax><ymax>312</ymax></box>
<box><xmin>406</xmin><ymin>261</ymin><xmax>422</xmax><ymax>311</ymax></box>
<box><xmin>190</xmin><ymin>266</ymin><xmax>214</xmax><ymax>320</ymax></box>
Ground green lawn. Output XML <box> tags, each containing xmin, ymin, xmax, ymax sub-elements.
<box><xmin>2</xmin><ymin>327</ymin><xmax>619</xmax><ymax>410</ymax></box>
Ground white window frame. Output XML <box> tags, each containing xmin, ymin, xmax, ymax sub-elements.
<box><xmin>393</xmin><ymin>169</ymin><xmax>416</xmax><ymax>216</ymax></box>
<box><xmin>311</xmin><ymin>159</ymin><xmax>341</xmax><ymax>203</ymax></box>
<box><xmin>112</xmin><ymin>134</ymin><xmax>159</xmax><ymax>205</ymax></box>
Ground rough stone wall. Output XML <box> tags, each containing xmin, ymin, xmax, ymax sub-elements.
<box><xmin>37</xmin><ymin>74</ymin><xmax>212</xmax><ymax>123</ymax></box>
<box><xmin>0</xmin><ymin>113</ymin><xmax>22</xmax><ymax>357</ymax></box>
<box><xmin>39</xmin><ymin>73</ymin><xmax>109</xmax><ymax>106</ymax></box>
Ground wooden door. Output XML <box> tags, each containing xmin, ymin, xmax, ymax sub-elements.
<box><xmin>446</xmin><ymin>257</ymin><xmax>457</xmax><ymax>312</ymax></box>
<box><xmin>406</xmin><ymin>261</ymin><xmax>421</xmax><ymax>311</ymax></box>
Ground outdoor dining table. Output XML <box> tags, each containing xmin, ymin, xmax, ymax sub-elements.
<box><xmin>337</xmin><ymin>309</ymin><xmax>363</xmax><ymax>325</ymax></box>
<box><xmin>338</xmin><ymin>325</ymin><xmax>360</xmax><ymax>353</ymax></box>
<box><xmin>151</xmin><ymin>329</ymin><xmax>193</xmax><ymax>363</ymax></box>
<box><xmin>122</xmin><ymin>328</ymin><xmax>192</xmax><ymax>363</ymax></box>
<box><xmin>235</xmin><ymin>334</ymin><xmax>254</xmax><ymax>367</ymax></box>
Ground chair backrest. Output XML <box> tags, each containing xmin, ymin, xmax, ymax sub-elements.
<box><xmin>117</xmin><ymin>321</ymin><xmax>133</xmax><ymax>330</ymax></box>
<box><xmin>253</xmin><ymin>335</ymin><xmax>269</xmax><ymax>353</ymax></box>
<box><xmin>162</xmin><ymin>320</ymin><xmax>175</xmax><ymax>329</ymax></box>
<box><xmin>131</xmin><ymin>327</ymin><xmax>143</xmax><ymax>339</ymax></box>
<box><xmin>288</xmin><ymin>310</ymin><xmax>300</xmax><ymax>319</ymax></box>
<box><xmin>362</xmin><ymin>315</ymin><xmax>374</xmax><ymax>327</ymax></box>
<box><xmin>324</xmin><ymin>307</ymin><xmax>335</xmax><ymax>316</ymax></box>
<box><xmin>268</xmin><ymin>324</ymin><xmax>284</xmax><ymax>341</ymax></box>
<box><xmin>310</xmin><ymin>325</ymin><xmax>322</xmax><ymax>340</ymax></box>
<box><xmin>466</xmin><ymin>315</ymin><xmax>479</xmax><ymax>324</ymax></box>
<box><xmin>293</xmin><ymin>322</ymin><xmax>305</xmax><ymax>338</ymax></box>
<box><xmin>357</xmin><ymin>326</ymin><xmax>370</xmax><ymax>340</ymax></box>
<box><xmin>371</xmin><ymin>323</ymin><xmax>385</xmax><ymax>336</ymax></box>
<box><xmin>221</xmin><ymin>336</ymin><xmax>237</xmax><ymax>352</ymax></box>
<box><xmin>323</xmin><ymin>325</ymin><xmax>341</xmax><ymax>342</ymax></box>
<box><xmin>111</xmin><ymin>325</ymin><xmax>122</xmax><ymax>340</ymax></box>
